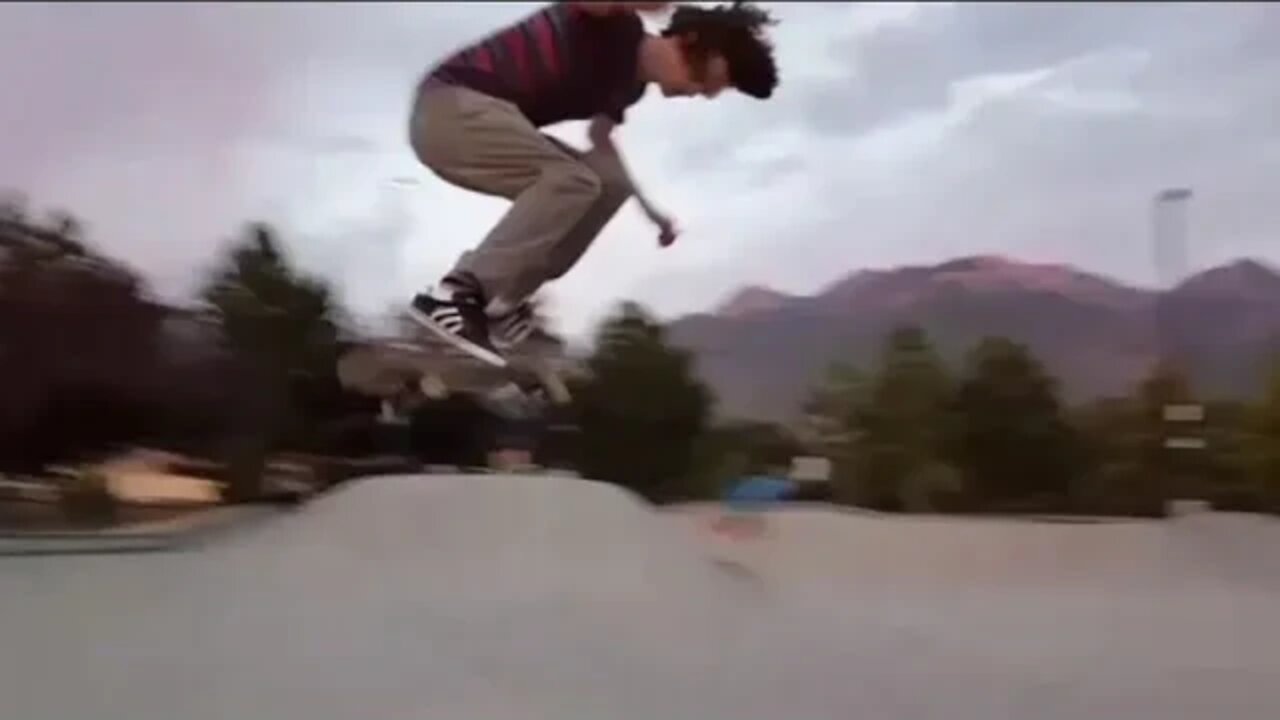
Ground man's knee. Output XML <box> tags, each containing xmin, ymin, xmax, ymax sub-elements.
<box><xmin>583</xmin><ymin>151</ymin><xmax>633</xmax><ymax>202</ymax></box>
<box><xmin>545</xmin><ymin>161</ymin><xmax>604</xmax><ymax>206</ymax></box>
<box><xmin>544</xmin><ymin>260</ymin><xmax>578</xmax><ymax>281</ymax></box>
<box><xmin>598</xmin><ymin>167</ymin><xmax>632</xmax><ymax>201</ymax></box>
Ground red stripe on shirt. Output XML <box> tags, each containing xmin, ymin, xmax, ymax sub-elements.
<box><xmin>532</xmin><ymin>13</ymin><xmax>561</xmax><ymax>78</ymax></box>
<box><xmin>473</xmin><ymin>45</ymin><xmax>493</xmax><ymax>72</ymax></box>
<box><xmin>503</xmin><ymin>25</ymin><xmax>531</xmax><ymax>87</ymax></box>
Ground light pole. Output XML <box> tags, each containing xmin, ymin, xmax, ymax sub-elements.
<box><xmin>1152</xmin><ymin>187</ymin><xmax>1192</xmax><ymax>369</ymax></box>
<box><xmin>1151</xmin><ymin>187</ymin><xmax>1205</xmax><ymax>507</ymax></box>
<box><xmin>1152</xmin><ymin>187</ymin><xmax>1192</xmax><ymax>291</ymax></box>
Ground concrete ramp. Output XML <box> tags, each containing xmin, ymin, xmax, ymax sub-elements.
<box><xmin>3</xmin><ymin>474</ymin><xmax>1279</xmax><ymax>720</ymax></box>
<box><xmin>2</xmin><ymin>474</ymin><xmax>798</xmax><ymax>720</ymax></box>
<box><xmin>245</xmin><ymin>473</ymin><xmax>737</xmax><ymax>602</ymax></box>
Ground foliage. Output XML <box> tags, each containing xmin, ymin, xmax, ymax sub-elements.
<box><xmin>570</xmin><ymin>302</ymin><xmax>712</xmax><ymax>502</ymax></box>
<box><xmin>899</xmin><ymin>461</ymin><xmax>964</xmax><ymax>513</ymax></box>
<box><xmin>1232</xmin><ymin>357</ymin><xmax>1280</xmax><ymax>511</ymax></box>
<box><xmin>688</xmin><ymin>418</ymin><xmax>806</xmax><ymax>500</ymax></box>
<box><xmin>5</xmin><ymin>191</ymin><xmax>1280</xmax><ymax>519</ymax></box>
<box><xmin>800</xmin><ymin>361</ymin><xmax>868</xmax><ymax>504</ymax></box>
<box><xmin>198</xmin><ymin>223</ymin><xmax>350</xmax><ymax>459</ymax></box>
<box><xmin>0</xmin><ymin>206</ymin><xmax>168</xmax><ymax>472</ymax></box>
<box><xmin>950</xmin><ymin>336</ymin><xmax>1081</xmax><ymax>512</ymax></box>
<box><xmin>854</xmin><ymin>326</ymin><xmax>955</xmax><ymax>509</ymax></box>
<box><xmin>201</xmin><ymin>223</ymin><xmax>342</xmax><ymax>377</ymax></box>
<box><xmin>803</xmin><ymin>325</ymin><xmax>955</xmax><ymax>510</ymax></box>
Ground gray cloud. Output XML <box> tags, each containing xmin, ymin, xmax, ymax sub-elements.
<box><xmin>671</xmin><ymin>3</ymin><xmax>1279</xmax><ymax>171</ymax></box>
<box><xmin>0</xmin><ymin>1</ymin><xmax>533</xmax><ymax>304</ymax></box>
<box><xmin>2</xmin><ymin>2</ymin><xmax>1277</xmax><ymax>340</ymax></box>
<box><xmin>810</xmin><ymin>3</ymin><xmax>1274</xmax><ymax>137</ymax></box>
<box><xmin>620</xmin><ymin>2</ymin><xmax>1280</xmax><ymax>324</ymax></box>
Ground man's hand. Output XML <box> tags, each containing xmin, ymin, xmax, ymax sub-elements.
<box><xmin>654</xmin><ymin>213</ymin><xmax>679</xmax><ymax>247</ymax></box>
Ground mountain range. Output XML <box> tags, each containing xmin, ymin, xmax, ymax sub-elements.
<box><xmin>665</xmin><ymin>256</ymin><xmax>1280</xmax><ymax>422</ymax></box>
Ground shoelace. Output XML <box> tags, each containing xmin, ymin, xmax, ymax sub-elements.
<box><xmin>497</xmin><ymin>305</ymin><xmax>537</xmax><ymax>342</ymax></box>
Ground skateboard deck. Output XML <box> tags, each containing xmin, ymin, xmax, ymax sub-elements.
<box><xmin>336</xmin><ymin>335</ymin><xmax>572</xmax><ymax>407</ymax></box>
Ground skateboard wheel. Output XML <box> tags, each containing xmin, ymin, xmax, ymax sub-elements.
<box><xmin>419</xmin><ymin>374</ymin><xmax>449</xmax><ymax>399</ymax></box>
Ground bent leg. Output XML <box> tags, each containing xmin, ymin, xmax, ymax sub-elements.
<box><xmin>537</xmin><ymin>139</ymin><xmax>635</xmax><ymax>286</ymax></box>
<box><xmin>408</xmin><ymin>85</ymin><xmax>602</xmax><ymax>304</ymax></box>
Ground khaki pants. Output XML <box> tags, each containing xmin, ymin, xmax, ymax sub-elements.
<box><xmin>408</xmin><ymin>84</ymin><xmax>634</xmax><ymax>305</ymax></box>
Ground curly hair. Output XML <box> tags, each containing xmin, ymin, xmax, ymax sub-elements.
<box><xmin>662</xmin><ymin>1</ymin><xmax>779</xmax><ymax>99</ymax></box>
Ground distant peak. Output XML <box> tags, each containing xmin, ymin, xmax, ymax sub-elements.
<box><xmin>715</xmin><ymin>285</ymin><xmax>792</xmax><ymax>317</ymax></box>
<box><xmin>1220</xmin><ymin>258</ymin><xmax>1278</xmax><ymax>276</ymax></box>
<box><xmin>808</xmin><ymin>254</ymin><xmax>1139</xmax><ymax>312</ymax></box>
<box><xmin>935</xmin><ymin>254</ymin><xmax>1022</xmax><ymax>273</ymax></box>
<box><xmin>1176</xmin><ymin>258</ymin><xmax>1280</xmax><ymax>298</ymax></box>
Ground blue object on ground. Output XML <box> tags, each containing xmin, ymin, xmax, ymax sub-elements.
<box><xmin>723</xmin><ymin>475</ymin><xmax>797</xmax><ymax>510</ymax></box>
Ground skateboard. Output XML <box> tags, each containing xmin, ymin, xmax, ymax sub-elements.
<box><xmin>336</xmin><ymin>332</ymin><xmax>573</xmax><ymax>415</ymax></box>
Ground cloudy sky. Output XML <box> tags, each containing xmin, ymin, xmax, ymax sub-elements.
<box><xmin>1</xmin><ymin>2</ymin><xmax>1277</xmax><ymax>340</ymax></box>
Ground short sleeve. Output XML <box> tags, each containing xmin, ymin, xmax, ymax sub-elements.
<box><xmin>593</xmin><ymin>13</ymin><xmax>646</xmax><ymax>124</ymax></box>
<box><xmin>604</xmin><ymin>81</ymin><xmax>646</xmax><ymax>124</ymax></box>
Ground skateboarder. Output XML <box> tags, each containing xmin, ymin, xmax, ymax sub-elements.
<box><xmin>405</xmin><ymin>1</ymin><xmax>780</xmax><ymax>366</ymax></box>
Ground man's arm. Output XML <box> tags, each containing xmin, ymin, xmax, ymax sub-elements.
<box><xmin>589</xmin><ymin>114</ymin><xmax>676</xmax><ymax>245</ymax></box>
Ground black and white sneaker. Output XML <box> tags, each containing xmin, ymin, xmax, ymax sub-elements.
<box><xmin>490</xmin><ymin>301</ymin><xmax>557</xmax><ymax>354</ymax></box>
<box><xmin>406</xmin><ymin>284</ymin><xmax>506</xmax><ymax>367</ymax></box>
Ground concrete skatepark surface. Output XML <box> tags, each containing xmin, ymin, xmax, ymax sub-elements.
<box><xmin>3</xmin><ymin>473</ymin><xmax>1279</xmax><ymax>719</ymax></box>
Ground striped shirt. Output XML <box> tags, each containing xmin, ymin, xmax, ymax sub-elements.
<box><xmin>423</xmin><ymin>3</ymin><xmax>648</xmax><ymax>127</ymax></box>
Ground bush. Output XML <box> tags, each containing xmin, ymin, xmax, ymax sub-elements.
<box><xmin>899</xmin><ymin>461</ymin><xmax>964</xmax><ymax>513</ymax></box>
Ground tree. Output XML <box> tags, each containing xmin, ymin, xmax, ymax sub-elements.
<box><xmin>800</xmin><ymin>326</ymin><xmax>960</xmax><ymax>511</ymax></box>
<box><xmin>1196</xmin><ymin>398</ymin><xmax>1257</xmax><ymax>511</ymax></box>
<box><xmin>859</xmin><ymin>326</ymin><xmax>955</xmax><ymax>509</ymax></box>
<box><xmin>571</xmin><ymin>302</ymin><xmax>712</xmax><ymax>502</ymax></box>
<box><xmin>1128</xmin><ymin>361</ymin><xmax>1201</xmax><ymax>512</ymax></box>
<box><xmin>1071</xmin><ymin>396</ymin><xmax>1157</xmax><ymax>515</ymax></box>
<box><xmin>951</xmin><ymin>336</ymin><xmax>1079</xmax><ymax>512</ymax></box>
<box><xmin>0</xmin><ymin>190</ymin><xmax>28</xmax><ymax>224</ymax></box>
<box><xmin>690</xmin><ymin>419</ymin><xmax>806</xmax><ymax>499</ymax></box>
<box><xmin>1070</xmin><ymin>362</ymin><xmax>1223</xmax><ymax>516</ymax></box>
<box><xmin>201</xmin><ymin>223</ymin><xmax>342</xmax><ymax>376</ymax></box>
<box><xmin>801</xmin><ymin>361</ymin><xmax>867</xmax><ymax>450</ymax></box>
<box><xmin>716</xmin><ymin>420</ymin><xmax>804</xmax><ymax>472</ymax></box>
<box><xmin>198</xmin><ymin>223</ymin><xmax>348</xmax><ymax>496</ymax></box>
<box><xmin>800</xmin><ymin>361</ymin><xmax>869</xmax><ymax>504</ymax></box>
<box><xmin>1239</xmin><ymin>357</ymin><xmax>1280</xmax><ymax>511</ymax></box>
<box><xmin>42</xmin><ymin>209</ymin><xmax>86</xmax><ymax>254</ymax></box>
<box><xmin>0</xmin><ymin>204</ymin><xmax>166</xmax><ymax>472</ymax></box>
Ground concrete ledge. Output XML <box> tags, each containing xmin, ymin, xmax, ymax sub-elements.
<box><xmin>0</xmin><ymin>504</ymin><xmax>281</xmax><ymax>557</ymax></box>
